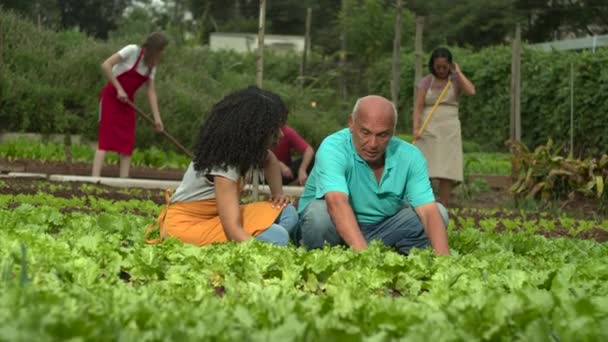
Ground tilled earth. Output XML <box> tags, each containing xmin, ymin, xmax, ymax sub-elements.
<box><xmin>2</xmin><ymin>177</ymin><xmax>167</xmax><ymax>204</ymax></box>
<box><xmin>2</xmin><ymin>177</ymin><xmax>607</xmax><ymax>243</ymax></box>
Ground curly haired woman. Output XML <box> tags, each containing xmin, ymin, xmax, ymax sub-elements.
<box><xmin>145</xmin><ymin>86</ymin><xmax>298</xmax><ymax>246</ymax></box>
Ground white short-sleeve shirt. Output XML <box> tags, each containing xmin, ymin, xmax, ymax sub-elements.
<box><xmin>113</xmin><ymin>44</ymin><xmax>157</xmax><ymax>80</ymax></box>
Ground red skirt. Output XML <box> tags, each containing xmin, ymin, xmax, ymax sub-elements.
<box><xmin>98</xmin><ymin>87</ymin><xmax>137</xmax><ymax>156</ymax></box>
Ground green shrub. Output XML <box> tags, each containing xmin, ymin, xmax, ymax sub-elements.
<box><xmin>3</xmin><ymin>8</ymin><xmax>608</xmax><ymax>157</ymax></box>
<box><xmin>0</xmin><ymin>9</ymin><xmax>356</xmax><ymax>155</ymax></box>
<box><xmin>369</xmin><ymin>46</ymin><xmax>608</xmax><ymax>156</ymax></box>
<box><xmin>509</xmin><ymin>139</ymin><xmax>607</xmax><ymax>204</ymax></box>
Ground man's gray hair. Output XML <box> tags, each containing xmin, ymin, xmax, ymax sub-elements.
<box><xmin>351</xmin><ymin>97</ymin><xmax>398</xmax><ymax>129</ymax></box>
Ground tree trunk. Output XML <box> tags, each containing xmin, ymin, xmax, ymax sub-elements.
<box><xmin>300</xmin><ymin>7</ymin><xmax>312</xmax><ymax>88</ymax></box>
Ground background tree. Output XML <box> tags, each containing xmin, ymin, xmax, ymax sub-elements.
<box><xmin>516</xmin><ymin>0</ymin><xmax>608</xmax><ymax>42</ymax></box>
<box><xmin>406</xmin><ymin>0</ymin><xmax>608</xmax><ymax>50</ymax></box>
<box><xmin>0</xmin><ymin>0</ymin><xmax>129</xmax><ymax>38</ymax></box>
<box><xmin>2</xmin><ymin>0</ymin><xmax>607</xmax><ymax>47</ymax></box>
<box><xmin>406</xmin><ymin>0</ymin><xmax>519</xmax><ymax>49</ymax></box>
<box><xmin>182</xmin><ymin>0</ymin><xmax>343</xmax><ymax>52</ymax></box>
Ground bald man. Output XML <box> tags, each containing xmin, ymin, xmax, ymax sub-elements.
<box><xmin>297</xmin><ymin>95</ymin><xmax>450</xmax><ymax>255</ymax></box>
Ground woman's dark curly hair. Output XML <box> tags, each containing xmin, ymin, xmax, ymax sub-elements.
<box><xmin>193</xmin><ymin>85</ymin><xmax>288</xmax><ymax>175</ymax></box>
<box><xmin>428</xmin><ymin>47</ymin><xmax>453</xmax><ymax>76</ymax></box>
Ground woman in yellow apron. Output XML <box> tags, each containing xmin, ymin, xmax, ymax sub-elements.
<box><xmin>145</xmin><ymin>86</ymin><xmax>297</xmax><ymax>246</ymax></box>
<box><xmin>412</xmin><ymin>47</ymin><xmax>476</xmax><ymax>207</ymax></box>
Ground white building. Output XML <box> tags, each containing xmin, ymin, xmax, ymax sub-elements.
<box><xmin>209</xmin><ymin>32</ymin><xmax>306</xmax><ymax>54</ymax></box>
<box><xmin>532</xmin><ymin>34</ymin><xmax>608</xmax><ymax>52</ymax></box>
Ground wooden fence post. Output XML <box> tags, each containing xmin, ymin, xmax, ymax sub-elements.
<box><xmin>413</xmin><ymin>16</ymin><xmax>424</xmax><ymax>115</ymax></box>
<box><xmin>510</xmin><ymin>23</ymin><xmax>522</xmax><ymax>181</ymax></box>
<box><xmin>391</xmin><ymin>0</ymin><xmax>403</xmax><ymax>115</ymax></box>
<box><xmin>253</xmin><ymin>0</ymin><xmax>267</xmax><ymax>201</ymax></box>
<box><xmin>300</xmin><ymin>7</ymin><xmax>312</xmax><ymax>87</ymax></box>
<box><xmin>339</xmin><ymin>0</ymin><xmax>347</xmax><ymax>99</ymax></box>
<box><xmin>510</xmin><ymin>23</ymin><xmax>522</xmax><ymax>143</ymax></box>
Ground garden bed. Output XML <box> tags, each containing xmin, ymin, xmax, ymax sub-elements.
<box><xmin>1</xmin><ymin>157</ymin><xmax>513</xmax><ymax>190</ymax></box>
<box><xmin>1</xmin><ymin>176</ymin><xmax>607</xmax><ymax>340</ymax></box>
<box><xmin>0</xmin><ymin>157</ymin><xmax>184</xmax><ymax>180</ymax></box>
<box><xmin>3</xmin><ymin>177</ymin><xmax>606</xmax><ymax>242</ymax></box>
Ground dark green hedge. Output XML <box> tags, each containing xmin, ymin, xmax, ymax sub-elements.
<box><xmin>0</xmin><ymin>9</ymin><xmax>351</xmax><ymax>153</ymax></box>
<box><xmin>2</xmin><ymin>9</ymin><xmax>607</xmax><ymax>157</ymax></box>
<box><xmin>369</xmin><ymin>46</ymin><xmax>608</xmax><ymax>156</ymax></box>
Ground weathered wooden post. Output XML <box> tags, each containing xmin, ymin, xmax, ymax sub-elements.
<box><xmin>410</xmin><ymin>16</ymin><xmax>424</xmax><ymax>134</ymax></box>
<box><xmin>413</xmin><ymin>16</ymin><xmax>424</xmax><ymax>101</ymax></box>
<box><xmin>510</xmin><ymin>23</ymin><xmax>522</xmax><ymax>182</ymax></box>
<box><xmin>391</xmin><ymin>0</ymin><xmax>403</xmax><ymax>115</ymax></box>
<box><xmin>300</xmin><ymin>7</ymin><xmax>312</xmax><ymax>87</ymax></box>
<box><xmin>569</xmin><ymin>62</ymin><xmax>574</xmax><ymax>156</ymax></box>
<box><xmin>339</xmin><ymin>0</ymin><xmax>347</xmax><ymax>99</ymax></box>
<box><xmin>253</xmin><ymin>0</ymin><xmax>267</xmax><ymax>200</ymax></box>
<box><xmin>510</xmin><ymin>23</ymin><xmax>522</xmax><ymax>143</ymax></box>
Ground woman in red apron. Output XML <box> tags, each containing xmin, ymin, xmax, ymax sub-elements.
<box><xmin>92</xmin><ymin>32</ymin><xmax>169</xmax><ymax>178</ymax></box>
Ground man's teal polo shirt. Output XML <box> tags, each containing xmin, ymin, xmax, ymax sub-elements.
<box><xmin>298</xmin><ymin>128</ymin><xmax>435</xmax><ymax>224</ymax></box>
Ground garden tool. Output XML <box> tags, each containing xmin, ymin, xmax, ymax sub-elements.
<box><xmin>412</xmin><ymin>79</ymin><xmax>452</xmax><ymax>145</ymax></box>
<box><xmin>126</xmin><ymin>99</ymin><xmax>194</xmax><ymax>159</ymax></box>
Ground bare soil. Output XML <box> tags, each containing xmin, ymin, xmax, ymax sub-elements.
<box><xmin>0</xmin><ymin>157</ymin><xmax>184</xmax><ymax>180</ymax></box>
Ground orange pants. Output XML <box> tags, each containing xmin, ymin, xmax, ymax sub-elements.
<box><xmin>145</xmin><ymin>192</ymin><xmax>282</xmax><ymax>246</ymax></box>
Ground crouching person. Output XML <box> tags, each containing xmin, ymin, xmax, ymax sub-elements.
<box><xmin>298</xmin><ymin>95</ymin><xmax>450</xmax><ymax>255</ymax></box>
<box><xmin>145</xmin><ymin>86</ymin><xmax>297</xmax><ymax>246</ymax></box>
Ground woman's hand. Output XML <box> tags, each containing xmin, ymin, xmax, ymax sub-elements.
<box><xmin>297</xmin><ymin>169</ymin><xmax>308</xmax><ymax>186</ymax></box>
<box><xmin>279</xmin><ymin>161</ymin><xmax>293</xmax><ymax>179</ymax></box>
<box><xmin>269</xmin><ymin>193</ymin><xmax>291</xmax><ymax>209</ymax></box>
<box><xmin>413</xmin><ymin>126</ymin><xmax>423</xmax><ymax>142</ymax></box>
<box><xmin>117</xmin><ymin>88</ymin><xmax>128</xmax><ymax>102</ymax></box>
<box><xmin>154</xmin><ymin>119</ymin><xmax>164</xmax><ymax>132</ymax></box>
<box><xmin>451</xmin><ymin>62</ymin><xmax>476</xmax><ymax>96</ymax></box>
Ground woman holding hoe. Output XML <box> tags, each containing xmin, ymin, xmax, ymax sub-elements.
<box><xmin>412</xmin><ymin>47</ymin><xmax>476</xmax><ymax>207</ymax></box>
<box><xmin>145</xmin><ymin>86</ymin><xmax>298</xmax><ymax>247</ymax></box>
<box><xmin>92</xmin><ymin>32</ymin><xmax>168</xmax><ymax>178</ymax></box>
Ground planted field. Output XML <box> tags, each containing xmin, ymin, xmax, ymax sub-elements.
<box><xmin>1</xmin><ymin>178</ymin><xmax>607</xmax><ymax>340</ymax></box>
<box><xmin>0</xmin><ymin>139</ymin><xmax>512</xmax><ymax>176</ymax></box>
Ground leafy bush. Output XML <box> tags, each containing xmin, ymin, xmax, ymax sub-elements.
<box><xmin>0</xmin><ymin>9</ymin><xmax>352</xmax><ymax>155</ymax></box>
<box><xmin>464</xmin><ymin>153</ymin><xmax>511</xmax><ymax>175</ymax></box>
<box><xmin>3</xmin><ymin>8</ymin><xmax>608</xmax><ymax>157</ymax></box>
<box><xmin>0</xmin><ymin>139</ymin><xmax>190</xmax><ymax>169</ymax></box>
<box><xmin>369</xmin><ymin>46</ymin><xmax>608</xmax><ymax>155</ymax></box>
<box><xmin>509</xmin><ymin>139</ymin><xmax>607</xmax><ymax>205</ymax></box>
<box><xmin>1</xmin><ymin>196</ymin><xmax>608</xmax><ymax>340</ymax></box>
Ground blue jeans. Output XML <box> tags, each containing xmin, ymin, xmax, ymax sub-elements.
<box><xmin>298</xmin><ymin>200</ymin><xmax>448</xmax><ymax>255</ymax></box>
<box><xmin>255</xmin><ymin>204</ymin><xmax>298</xmax><ymax>246</ymax></box>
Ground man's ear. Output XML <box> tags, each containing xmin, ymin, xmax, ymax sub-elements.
<box><xmin>348</xmin><ymin>115</ymin><xmax>354</xmax><ymax>130</ymax></box>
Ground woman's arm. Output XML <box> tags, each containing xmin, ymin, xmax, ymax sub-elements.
<box><xmin>263</xmin><ymin>150</ymin><xmax>291</xmax><ymax>208</ymax></box>
<box><xmin>101</xmin><ymin>53</ymin><xmax>127</xmax><ymax>102</ymax></box>
<box><xmin>412</xmin><ymin>85</ymin><xmax>427</xmax><ymax>140</ymax></box>
<box><xmin>297</xmin><ymin>146</ymin><xmax>315</xmax><ymax>185</ymax></box>
<box><xmin>215</xmin><ymin>176</ymin><xmax>252</xmax><ymax>242</ymax></box>
<box><xmin>452</xmin><ymin>63</ymin><xmax>476</xmax><ymax>96</ymax></box>
<box><xmin>146</xmin><ymin>78</ymin><xmax>164</xmax><ymax>132</ymax></box>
